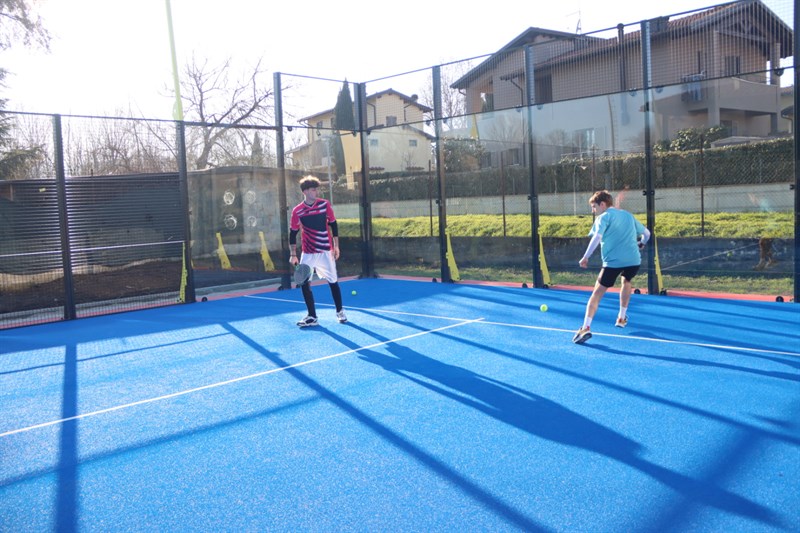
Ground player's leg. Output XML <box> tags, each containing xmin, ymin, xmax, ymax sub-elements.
<box><xmin>315</xmin><ymin>251</ymin><xmax>347</xmax><ymax>323</ymax></box>
<box><xmin>583</xmin><ymin>283</ymin><xmax>608</xmax><ymax>326</ymax></box>
<box><xmin>329</xmin><ymin>283</ymin><xmax>347</xmax><ymax>322</ymax></box>
<box><xmin>574</xmin><ymin>268</ymin><xmax>617</xmax><ymax>344</ymax></box>
<box><xmin>616</xmin><ymin>266</ymin><xmax>640</xmax><ymax>327</ymax></box>
<box><xmin>296</xmin><ymin>254</ymin><xmax>319</xmax><ymax>327</ymax></box>
<box><xmin>297</xmin><ymin>282</ymin><xmax>318</xmax><ymax>327</ymax></box>
<box><xmin>617</xmin><ymin>279</ymin><xmax>632</xmax><ymax>327</ymax></box>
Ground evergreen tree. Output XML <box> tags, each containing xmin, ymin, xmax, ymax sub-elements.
<box><xmin>250</xmin><ymin>131</ymin><xmax>265</xmax><ymax>166</ymax></box>
<box><xmin>331</xmin><ymin>80</ymin><xmax>355</xmax><ymax>176</ymax></box>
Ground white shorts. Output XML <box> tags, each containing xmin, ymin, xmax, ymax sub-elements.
<box><xmin>300</xmin><ymin>251</ymin><xmax>338</xmax><ymax>283</ymax></box>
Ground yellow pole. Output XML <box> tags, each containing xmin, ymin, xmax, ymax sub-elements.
<box><xmin>165</xmin><ymin>0</ymin><xmax>184</xmax><ymax>121</ymax></box>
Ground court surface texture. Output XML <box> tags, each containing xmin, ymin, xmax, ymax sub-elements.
<box><xmin>2</xmin><ymin>278</ymin><xmax>799</xmax><ymax>532</ymax></box>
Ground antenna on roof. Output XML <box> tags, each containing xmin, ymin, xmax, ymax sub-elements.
<box><xmin>567</xmin><ymin>9</ymin><xmax>582</xmax><ymax>34</ymax></box>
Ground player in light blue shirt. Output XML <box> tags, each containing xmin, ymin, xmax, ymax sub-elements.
<box><xmin>573</xmin><ymin>190</ymin><xmax>650</xmax><ymax>344</ymax></box>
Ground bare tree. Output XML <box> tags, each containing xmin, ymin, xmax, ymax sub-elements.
<box><xmin>1</xmin><ymin>0</ymin><xmax>51</xmax><ymax>178</ymax></box>
<box><xmin>419</xmin><ymin>59</ymin><xmax>474</xmax><ymax>131</ymax></box>
<box><xmin>175</xmin><ymin>55</ymin><xmax>273</xmax><ymax>169</ymax></box>
<box><xmin>53</xmin><ymin>115</ymin><xmax>177</xmax><ymax>177</ymax></box>
<box><xmin>0</xmin><ymin>0</ymin><xmax>50</xmax><ymax>52</ymax></box>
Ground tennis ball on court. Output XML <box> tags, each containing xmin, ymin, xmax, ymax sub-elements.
<box><xmin>540</xmin><ymin>304</ymin><xmax>548</xmax><ymax>312</ymax></box>
<box><xmin>351</xmin><ymin>290</ymin><xmax>357</xmax><ymax>296</ymax></box>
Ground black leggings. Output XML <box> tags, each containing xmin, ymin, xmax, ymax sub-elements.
<box><xmin>301</xmin><ymin>281</ymin><xmax>343</xmax><ymax>317</ymax></box>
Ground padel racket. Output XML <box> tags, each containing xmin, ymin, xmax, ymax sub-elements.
<box><xmin>294</xmin><ymin>263</ymin><xmax>312</xmax><ymax>285</ymax></box>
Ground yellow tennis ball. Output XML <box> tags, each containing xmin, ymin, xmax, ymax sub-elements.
<box><xmin>540</xmin><ymin>304</ymin><xmax>548</xmax><ymax>312</ymax></box>
<box><xmin>351</xmin><ymin>290</ymin><xmax>357</xmax><ymax>296</ymax></box>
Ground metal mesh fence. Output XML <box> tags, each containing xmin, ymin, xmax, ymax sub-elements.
<box><xmin>0</xmin><ymin>0</ymin><xmax>797</xmax><ymax>328</ymax></box>
<box><xmin>65</xmin><ymin>173</ymin><xmax>184</xmax><ymax>317</ymax></box>
<box><xmin>1</xmin><ymin>113</ymin><xmax>61</xmax><ymax>326</ymax></box>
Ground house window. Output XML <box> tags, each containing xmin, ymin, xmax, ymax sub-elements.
<box><xmin>369</xmin><ymin>138</ymin><xmax>379</xmax><ymax>147</ymax></box>
<box><xmin>696</xmin><ymin>51</ymin><xmax>706</xmax><ymax>73</ymax></box>
<box><xmin>481</xmin><ymin>93</ymin><xmax>494</xmax><ymax>112</ymax></box>
<box><xmin>315</xmin><ymin>121</ymin><xmax>323</xmax><ymax>129</ymax></box>
<box><xmin>480</xmin><ymin>152</ymin><xmax>492</xmax><ymax>168</ymax></box>
<box><xmin>724</xmin><ymin>56</ymin><xmax>741</xmax><ymax>77</ymax></box>
<box><xmin>535</xmin><ymin>75</ymin><xmax>553</xmax><ymax>104</ymax></box>
<box><xmin>504</xmin><ymin>148</ymin><xmax>521</xmax><ymax>166</ymax></box>
<box><xmin>386</xmin><ymin>116</ymin><xmax>398</xmax><ymax>126</ymax></box>
<box><xmin>721</xmin><ymin>120</ymin><xmax>737</xmax><ymax>136</ymax></box>
<box><xmin>408</xmin><ymin>139</ymin><xmax>418</xmax><ymax>147</ymax></box>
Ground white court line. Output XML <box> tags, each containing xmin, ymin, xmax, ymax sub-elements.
<box><xmin>479</xmin><ymin>320</ymin><xmax>800</xmax><ymax>358</ymax></box>
<box><xmin>247</xmin><ymin>294</ymin><xmax>479</xmax><ymax>322</ymax></box>
<box><xmin>251</xmin><ymin>295</ymin><xmax>800</xmax><ymax>358</ymax></box>
<box><xmin>0</xmin><ymin>318</ymin><xmax>484</xmax><ymax>439</ymax></box>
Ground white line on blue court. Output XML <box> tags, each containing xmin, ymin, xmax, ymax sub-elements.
<box><xmin>247</xmin><ymin>295</ymin><xmax>481</xmax><ymax>322</ymax></box>
<box><xmin>479</xmin><ymin>320</ymin><xmax>800</xmax><ymax>357</ymax></box>
<box><xmin>250</xmin><ymin>295</ymin><xmax>800</xmax><ymax>358</ymax></box>
<box><xmin>0</xmin><ymin>317</ymin><xmax>484</xmax><ymax>439</ymax></box>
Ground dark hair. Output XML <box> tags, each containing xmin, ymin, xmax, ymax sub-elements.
<box><xmin>299</xmin><ymin>175</ymin><xmax>320</xmax><ymax>191</ymax></box>
<box><xmin>589</xmin><ymin>190</ymin><xmax>614</xmax><ymax>207</ymax></box>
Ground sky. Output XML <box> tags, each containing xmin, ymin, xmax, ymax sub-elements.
<box><xmin>0</xmin><ymin>0</ymin><xmax>792</xmax><ymax>120</ymax></box>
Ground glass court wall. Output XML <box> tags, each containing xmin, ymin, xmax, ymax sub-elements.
<box><xmin>1</xmin><ymin>0</ymin><xmax>796</xmax><ymax>329</ymax></box>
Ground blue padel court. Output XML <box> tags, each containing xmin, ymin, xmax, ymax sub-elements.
<box><xmin>2</xmin><ymin>278</ymin><xmax>799</xmax><ymax>532</ymax></box>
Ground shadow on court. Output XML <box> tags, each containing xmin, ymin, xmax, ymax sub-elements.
<box><xmin>338</xmin><ymin>317</ymin><xmax>783</xmax><ymax>531</ymax></box>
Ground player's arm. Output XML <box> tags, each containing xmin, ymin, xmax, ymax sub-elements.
<box><xmin>328</xmin><ymin>220</ymin><xmax>340</xmax><ymax>260</ymax></box>
<box><xmin>289</xmin><ymin>228</ymin><xmax>300</xmax><ymax>265</ymax></box>
<box><xmin>579</xmin><ymin>232</ymin><xmax>602</xmax><ymax>268</ymax></box>
<box><xmin>288</xmin><ymin>208</ymin><xmax>302</xmax><ymax>265</ymax></box>
<box><xmin>638</xmin><ymin>227</ymin><xmax>651</xmax><ymax>249</ymax></box>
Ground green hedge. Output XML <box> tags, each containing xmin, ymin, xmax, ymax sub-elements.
<box><xmin>332</xmin><ymin>137</ymin><xmax>792</xmax><ymax>202</ymax></box>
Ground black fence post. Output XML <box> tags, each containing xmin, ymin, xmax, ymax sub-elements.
<box><xmin>641</xmin><ymin>20</ymin><xmax>659</xmax><ymax>296</ymax></box>
<box><xmin>432</xmin><ymin>66</ymin><xmax>451</xmax><ymax>282</ymax></box>
<box><xmin>52</xmin><ymin>114</ymin><xmax>76</xmax><ymax>320</ymax></box>
<box><xmin>355</xmin><ymin>82</ymin><xmax>375</xmax><ymax>278</ymax></box>
<box><xmin>274</xmin><ymin>72</ymin><xmax>292</xmax><ymax>290</ymax></box>
<box><xmin>525</xmin><ymin>44</ymin><xmax>544</xmax><ymax>288</ymax></box>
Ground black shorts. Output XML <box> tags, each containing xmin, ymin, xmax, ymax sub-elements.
<box><xmin>597</xmin><ymin>265</ymin><xmax>640</xmax><ymax>288</ymax></box>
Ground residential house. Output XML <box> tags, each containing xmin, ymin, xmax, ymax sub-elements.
<box><xmin>288</xmin><ymin>89</ymin><xmax>434</xmax><ymax>180</ymax></box>
<box><xmin>451</xmin><ymin>0</ymin><xmax>792</xmax><ymax>164</ymax></box>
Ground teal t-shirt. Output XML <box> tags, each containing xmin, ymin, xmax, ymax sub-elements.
<box><xmin>588</xmin><ymin>207</ymin><xmax>646</xmax><ymax>268</ymax></box>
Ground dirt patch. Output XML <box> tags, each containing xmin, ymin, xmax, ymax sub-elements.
<box><xmin>0</xmin><ymin>261</ymin><xmax>182</xmax><ymax>314</ymax></box>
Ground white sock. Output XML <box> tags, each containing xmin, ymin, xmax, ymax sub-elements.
<box><xmin>582</xmin><ymin>316</ymin><xmax>593</xmax><ymax>329</ymax></box>
<box><xmin>619</xmin><ymin>306</ymin><xmax>628</xmax><ymax>318</ymax></box>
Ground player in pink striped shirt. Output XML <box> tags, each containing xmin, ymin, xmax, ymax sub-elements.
<box><xmin>289</xmin><ymin>176</ymin><xmax>347</xmax><ymax>327</ymax></box>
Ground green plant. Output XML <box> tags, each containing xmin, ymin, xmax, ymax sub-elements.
<box><xmin>339</xmin><ymin>212</ymin><xmax>792</xmax><ymax>239</ymax></box>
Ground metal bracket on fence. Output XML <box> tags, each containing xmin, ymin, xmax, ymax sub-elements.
<box><xmin>642</xmin><ymin>190</ymin><xmax>655</xmax><ymax>196</ymax></box>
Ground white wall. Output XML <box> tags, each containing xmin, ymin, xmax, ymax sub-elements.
<box><xmin>333</xmin><ymin>182</ymin><xmax>793</xmax><ymax>218</ymax></box>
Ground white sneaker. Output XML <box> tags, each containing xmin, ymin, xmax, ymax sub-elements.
<box><xmin>572</xmin><ymin>326</ymin><xmax>592</xmax><ymax>344</ymax></box>
<box><xmin>336</xmin><ymin>309</ymin><xmax>348</xmax><ymax>323</ymax></box>
<box><xmin>296</xmin><ymin>315</ymin><xmax>318</xmax><ymax>327</ymax></box>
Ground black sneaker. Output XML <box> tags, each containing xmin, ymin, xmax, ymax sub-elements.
<box><xmin>296</xmin><ymin>315</ymin><xmax>318</xmax><ymax>327</ymax></box>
